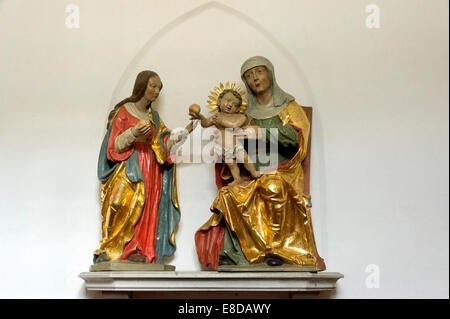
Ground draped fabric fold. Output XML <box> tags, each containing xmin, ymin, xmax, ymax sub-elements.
<box><xmin>195</xmin><ymin>101</ymin><xmax>325</xmax><ymax>270</ymax></box>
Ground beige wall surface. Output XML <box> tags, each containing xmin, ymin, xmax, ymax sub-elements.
<box><xmin>0</xmin><ymin>0</ymin><xmax>448</xmax><ymax>298</ymax></box>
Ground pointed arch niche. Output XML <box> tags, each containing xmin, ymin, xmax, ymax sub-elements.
<box><xmin>108</xmin><ymin>1</ymin><xmax>328</xmax><ymax>271</ymax></box>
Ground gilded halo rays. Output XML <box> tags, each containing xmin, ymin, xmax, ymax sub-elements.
<box><xmin>206</xmin><ymin>81</ymin><xmax>248</xmax><ymax>113</ymax></box>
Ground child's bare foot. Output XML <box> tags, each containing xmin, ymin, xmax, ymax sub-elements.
<box><xmin>247</xmin><ymin>170</ymin><xmax>261</xmax><ymax>179</ymax></box>
<box><xmin>243</xmin><ymin>162</ymin><xmax>261</xmax><ymax>180</ymax></box>
<box><xmin>252</xmin><ymin>171</ymin><xmax>261</xmax><ymax>179</ymax></box>
<box><xmin>228</xmin><ymin>179</ymin><xmax>242</xmax><ymax>186</ymax></box>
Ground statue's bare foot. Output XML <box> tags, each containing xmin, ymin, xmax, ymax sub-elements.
<box><xmin>127</xmin><ymin>254</ymin><xmax>147</xmax><ymax>263</ymax></box>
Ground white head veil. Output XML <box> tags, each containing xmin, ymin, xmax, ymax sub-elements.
<box><xmin>240</xmin><ymin>56</ymin><xmax>295</xmax><ymax>119</ymax></box>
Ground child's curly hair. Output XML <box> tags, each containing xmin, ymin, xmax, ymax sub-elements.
<box><xmin>217</xmin><ymin>89</ymin><xmax>243</xmax><ymax>109</ymax></box>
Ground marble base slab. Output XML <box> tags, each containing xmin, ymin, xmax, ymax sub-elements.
<box><xmin>218</xmin><ymin>264</ymin><xmax>318</xmax><ymax>272</ymax></box>
<box><xmin>80</xmin><ymin>271</ymin><xmax>343</xmax><ymax>294</ymax></box>
<box><xmin>89</xmin><ymin>261</ymin><xmax>175</xmax><ymax>272</ymax></box>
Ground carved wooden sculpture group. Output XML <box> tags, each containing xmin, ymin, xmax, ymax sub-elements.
<box><xmin>93</xmin><ymin>56</ymin><xmax>325</xmax><ymax>271</ymax></box>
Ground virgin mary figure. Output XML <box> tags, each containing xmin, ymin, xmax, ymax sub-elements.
<box><xmin>93</xmin><ymin>70</ymin><xmax>192</xmax><ymax>265</ymax></box>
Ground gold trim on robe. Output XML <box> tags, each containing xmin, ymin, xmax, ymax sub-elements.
<box><xmin>151</xmin><ymin>118</ymin><xmax>170</xmax><ymax>165</ymax></box>
<box><xmin>151</xmin><ymin>118</ymin><xmax>180</xmax><ymax>247</ymax></box>
<box><xmin>151</xmin><ymin>118</ymin><xmax>180</xmax><ymax>249</ymax></box>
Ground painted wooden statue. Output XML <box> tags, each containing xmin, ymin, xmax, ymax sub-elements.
<box><xmin>93</xmin><ymin>70</ymin><xmax>193</xmax><ymax>267</ymax></box>
<box><xmin>194</xmin><ymin>56</ymin><xmax>326</xmax><ymax>271</ymax></box>
<box><xmin>189</xmin><ymin>83</ymin><xmax>261</xmax><ymax>186</ymax></box>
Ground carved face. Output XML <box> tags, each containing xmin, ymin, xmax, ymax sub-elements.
<box><xmin>218</xmin><ymin>92</ymin><xmax>241</xmax><ymax>114</ymax></box>
<box><xmin>243</xmin><ymin>66</ymin><xmax>271</xmax><ymax>95</ymax></box>
<box><xmin>144</xmin><ymin>76</ymin><xmax>162</xmax><ymax>102</ymax></box>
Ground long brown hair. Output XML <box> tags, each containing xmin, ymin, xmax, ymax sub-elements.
<box><xmin>106</xmin><ymin>70</ymin><xmax>162</xmax><ymax>128</ymax></box>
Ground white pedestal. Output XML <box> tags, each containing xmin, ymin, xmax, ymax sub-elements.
<box><xmin>79</xmin><ymin>271</ymin><xmax>343</xmax><ymax>298</ymax></box>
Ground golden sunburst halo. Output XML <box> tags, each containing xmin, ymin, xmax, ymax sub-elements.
<box><xmin>206</xmin><ymin>81</ymin><xmax>248</xmax><ymax>113</ymax></box>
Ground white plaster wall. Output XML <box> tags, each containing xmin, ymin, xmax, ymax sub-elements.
<box><xmin>0</xmin><ymin>0</ymin><xmax>447</xmax><ymax>298</ymax></box>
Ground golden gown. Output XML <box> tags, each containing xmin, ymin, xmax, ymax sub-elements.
<box><xmin>195</xmin><ymin>101</ymin><xmax>325</xmax><ymax>270</ymax></box>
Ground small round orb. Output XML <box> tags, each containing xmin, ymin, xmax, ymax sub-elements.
<box><xmin>189</xmin><ymin>104</ymin><xmax>201</xmax><ymax>114</ymax></box>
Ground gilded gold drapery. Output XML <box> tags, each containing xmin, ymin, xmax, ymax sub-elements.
<box><xmin>201</xmin><ymin>102</ymin><xmax>324</xmax><ymax>269</ymax></box>
<box><xmin>94</xmin><ymin>162</ymin><xmax>145</xmax><ymax>260</ymax></box>
<box><xmin>151</xmin><ymin>117</ymin><xmax>180</xmax><ymax>216</ymax></box>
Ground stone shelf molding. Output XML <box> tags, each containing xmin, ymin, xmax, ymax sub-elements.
<box><xmin>79</xmin><ymin>271</ymin><xmax>344</xmax><ymax>296</ymax></box>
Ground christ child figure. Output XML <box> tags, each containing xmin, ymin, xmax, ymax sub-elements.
<box><xmin>189</xmin><ymin>89</ymin><xmax>261</xmax><ymax>186</ymax></box>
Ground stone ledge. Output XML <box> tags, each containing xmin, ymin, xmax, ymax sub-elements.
<box><xmin>90</xmin><ymin>261</ymin><xmax>175</xmax><ymax>272</ymax></box>
<box><xmin>218</xmin><ymin>264</ymin><xmax>318</xmax><ymax>272</ymax></box>
<box><xmin>79</xmin><ymin>271</ymin><xmax>343</xmax><ymax>293</ymax></box>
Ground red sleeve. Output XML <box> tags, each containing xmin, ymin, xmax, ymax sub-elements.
<box><xmin>107</xmin><ymin>107</ymin><xmax>135</xmax><ymax>162</ymax></box>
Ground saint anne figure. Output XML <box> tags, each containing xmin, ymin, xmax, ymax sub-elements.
<box><xmin>195</xmin><ymin>56</ymin><xmax>326</xmax><ymax>270</ymax></box>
